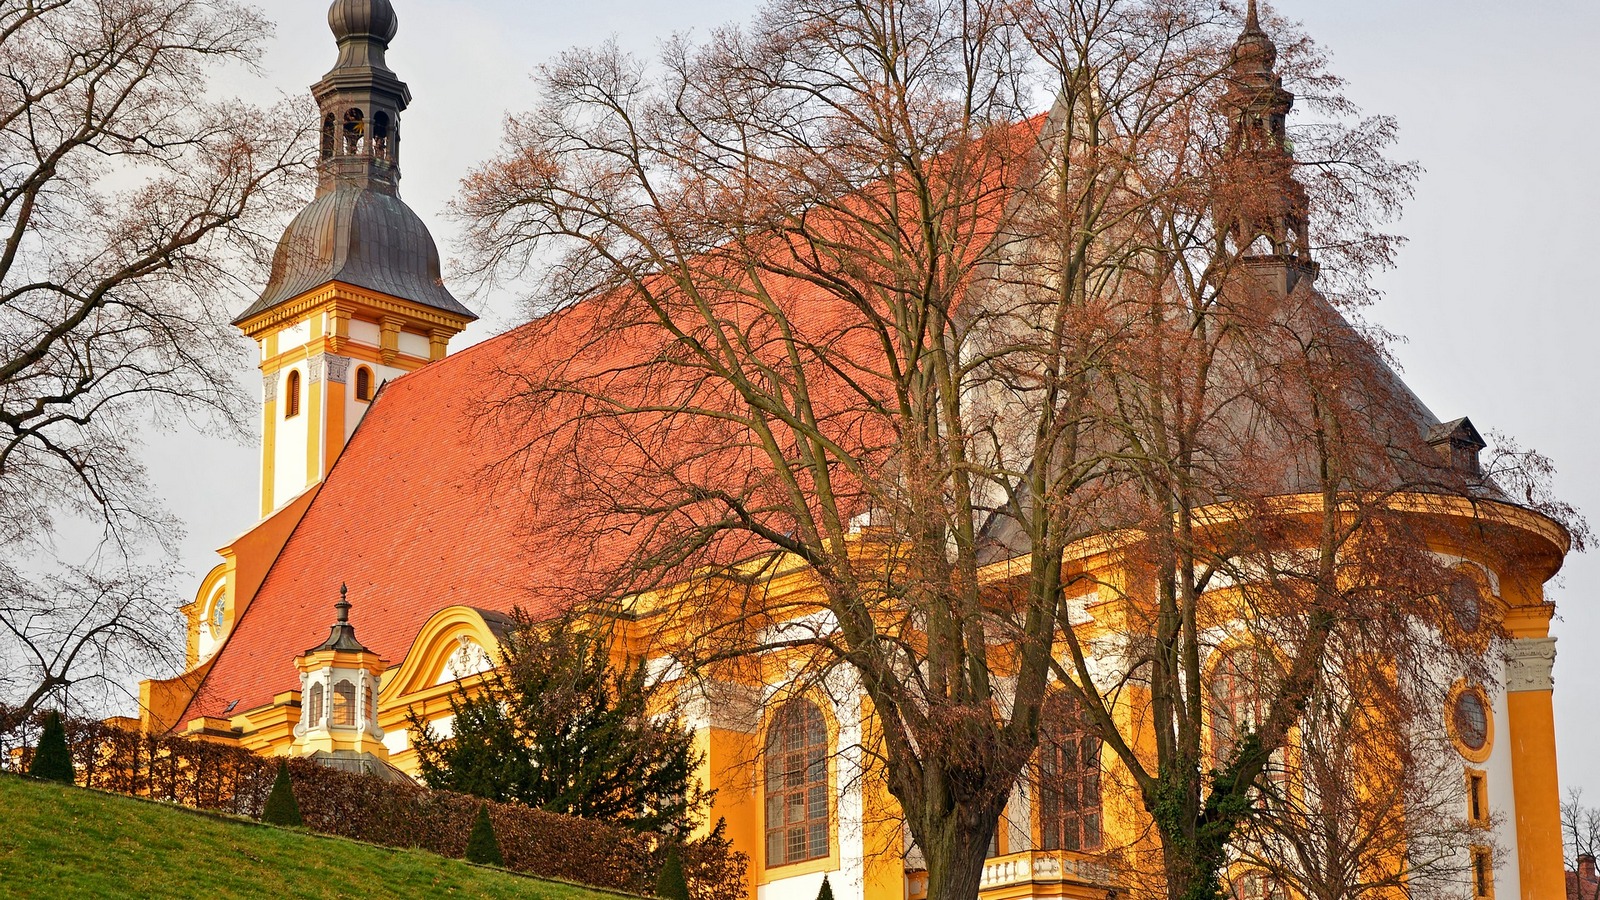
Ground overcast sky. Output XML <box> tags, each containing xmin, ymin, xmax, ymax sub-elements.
<box><xmin>141</xmin><ymin>0</ymin><xmax>1600</xmax><ymax>797</ymax></box>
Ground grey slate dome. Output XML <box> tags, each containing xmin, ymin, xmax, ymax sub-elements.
<box><xmin>328</xmin><ymin>0</ymin><xmax>399</xmax><ymax>45</ymax></box>
<box><xmin>235</xmin><ymin>182</ymin><xmax>473</xmax><ymax>323</ymax></box>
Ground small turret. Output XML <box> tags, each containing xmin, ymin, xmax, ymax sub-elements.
<box><xmin>292</xmin><ymin>585</ymin><xmax>389</xmax><ymax>762</ymax></box>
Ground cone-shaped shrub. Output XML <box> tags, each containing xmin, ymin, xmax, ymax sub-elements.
<box><xmin>465</xmin><ymin>802</ymin><xmax>504</xmax><ymax>866</ymax></box>
<box><xmin>656</xmin><ymin>844</ymin><xmax>690</xmax><ymax>900</ymax></box>
<box><xmin>260</xmin><ymin>759</ymin><xmax>303</xmax><ymax>826</ymax></box>
<box><xmin>816</xmin><ymin>875</ymin><xmax>834</xmax><ymax>900</ymax></box>
<box><xmin>27</xmin><ymin>710</ymin><xmax>74</xmax><ymax>784</ymax></box>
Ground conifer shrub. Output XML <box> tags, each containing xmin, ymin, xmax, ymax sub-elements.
<box><xmin>465</xmin><ymin>803</ymin><xmax>505</xmax><ymax>866</ymax></box>
<box><xmin>260</xmin><ymin>759</ymin><xmax>303</xmax><ymax>826</ymax></box>
<box><xmin>656</xmin><ymin>845</ymin><xmax>691</xmax><ymax>900</ymax></box>
<box><xmin>816</xmin><ymin>875</ymin><xmax>834</xmax><ymax>900</ymax></box>
<box><xmin>26</xmin><ymin>710</ymin><xmax>74</xmax><ymax>784</ymax></box>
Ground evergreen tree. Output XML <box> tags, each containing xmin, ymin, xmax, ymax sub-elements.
<box><xmin>260</xmin><ymin>759</ymin><xmax>303</xmax><ymax>826</ymax></box>
<box><xmin>656</xmin><ymin>845</ymin><xmax>690</xmax><ymax>900</ymax></box>
<box><xmin>410</xmin><ymin>611</ymin><xmax>706</xmax><ymax>835</ymax></box>
<box><xmin>26</xmin><ymin>710</ymin><xmax>73</xmax><ymax>784</ymax></box>
<box><xmin>464</xmin><ymin>803</ymin><xmax>505</xmax><ymax>866</ymax></box>
<box><xmin>816</xmin><ymin>875</ymin><xmax>834</xmax><ymax>900</ymax></box>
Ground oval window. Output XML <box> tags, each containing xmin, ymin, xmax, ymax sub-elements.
<box><xmin>1453</xmin><ymin>689</ymin><xmax>1489</xmax><ymax>753</ymax></box>
<box><xmin>1450</xmin><ymin>573</ymin><xmax>1483</xmax><ymax>634</ymax></box>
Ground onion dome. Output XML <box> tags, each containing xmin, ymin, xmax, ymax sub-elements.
<box><xmin>328</xmin><ymin>0</ymin><xmax>399</xmax><ymax>46</ymax></box>
<box><xmin>235</xmin><ymin>0</ymin><xmax>475</xmax><ymax>325</ymax></box>
<box><xmin>1233</xmin><ymin>0</ymin><xmax>1278</xmax><ymax>75</ymax></box>
<box><xmin>236</xmin><ymin>182</ymin><xmax>472</xmax><ymax>322</ymax></box>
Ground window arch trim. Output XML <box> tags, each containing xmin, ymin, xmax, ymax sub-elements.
<box><xmin>284</xmin><ymin>369</ymin><xmax>302</xmax><ymax>418</ymax></box>
<box><xmin>1205</xmin><ymin>638</ymin><xmax>1281</xmax><ymax>768</ymax></box>
<box><xmin>1035</xmin><ymin>690</ymin><xmax>1103</xmax><ymax>853</ymax></box>
<box><xmin>762</xmin><ymin>697</ymin><xmax>833</xmax><ymax>870</ymax></box>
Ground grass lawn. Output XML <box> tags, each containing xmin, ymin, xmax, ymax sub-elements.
<box><xmin>0</xmin><ymin>774</ymin><xmax>628</xmax><ymax>899</ymax></box>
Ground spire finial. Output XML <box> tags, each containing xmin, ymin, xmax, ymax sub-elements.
<box><xmin>336</xmin><ymin>583</ymin><xmax>351</xmax><ymax>624</ymax></box>
<box><xmin>1245</xmin><ymin>0</ymin><xmax>1261</xmax><ymax>32</ymax></box>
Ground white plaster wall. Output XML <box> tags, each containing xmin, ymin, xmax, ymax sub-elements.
<box><xmin>278</xmin><ymin>318</ymin><xmax>310</xmax><ymax>352</ymax></box>
<box><xmin>342</xmin><ymin>360</ymin><xmax>409</xmax><ymax>440</ymax></box>
<box><xmin>272</xmin><ymin>363</ymin><xmax>309</xmax><ymax>506</ymax></box>
<box><xmin>349</xmin><ymin>319</ymin><xmax>381</xmax><ymax>347</ymax></box>
<box><xmin>382</xmin><ymin>727</ymin><xmax>409</xmax><ymax>756</ymax></box>
<box><xmin>758</xmin><ymin>872</ymin><xmax>834</xmax><ymax>900</ymax></box>
<box><xmin>398</xmin><ymin>329</ymin><xmax>430</xmax><ymax>359</ymax></box>
<box><xmin>1483</xmin><ymin>668</ymin><xmax>1521</xmax><ymax>899</ymax></box>
<box><xmin>344</xmin><ymin>358</ymin><xmax>409</xmax><ymax>438</ymax></box>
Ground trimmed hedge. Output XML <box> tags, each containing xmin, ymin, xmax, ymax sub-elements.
<box><xmin>0</xmin><ymin>708</ymin><xmax>745</xmax><ymax>899</ymax></box>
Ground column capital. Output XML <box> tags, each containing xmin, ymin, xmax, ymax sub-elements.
<box><xmin>1505</xmin><ymin>636</ymin><xmax>1557</xmax><ymax>693</ymax></box>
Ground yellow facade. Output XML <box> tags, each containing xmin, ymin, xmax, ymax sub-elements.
<box><xmin>238</xmin><ymin>280</ymin><xmax>471</xmax><ymax>517</ymax></box>
<box><xmin>151</xmin><ymin>493</ymin><xmax>1568</xmax><ymax>900</ymax></box>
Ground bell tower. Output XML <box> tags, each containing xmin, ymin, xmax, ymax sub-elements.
<box><xmin>1217</xmin><ymin>0</ymin><xmax>1317</xmax><ymax>297</ymax></box>
<box><xmin>235</xmin><ymin>0</ymin><xmax>476</xmax><ymax>517</ymax></box>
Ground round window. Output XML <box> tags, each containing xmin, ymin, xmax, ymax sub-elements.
<box><xmin>1449</xmin><ymin>573</ymin><xmax>1482</xmax><ymax>634</ymax></box>
<box><xmin>1452</xmin><ymin>689</ymin><xmax>1489</xmax><ymax>753</ymax></box>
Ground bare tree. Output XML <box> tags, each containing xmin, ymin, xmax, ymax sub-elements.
<box><xmin>0</xmin><ymin>0</ymin><xmax>310</xmax><ymax>730</ymax></box>
<box><xmin>1566</xmin><ymin>790</ymin><xmax>1600</xmax><ymax>900</ymax></box>
<box><xmin>456</xmin><ymin>2</ymin><xmax>1578</xmax><ymax>898</ymax></box>
<box><xmin>1228</xmin><ymin>661</ymin><xmax>1490</xmax><ymax>900</ymax></box>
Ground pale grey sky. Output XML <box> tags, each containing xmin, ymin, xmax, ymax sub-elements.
<box><xmin>143</xmin><ymin>0</ymin><xmax>1600</xmax><ymax>796</ymax></box>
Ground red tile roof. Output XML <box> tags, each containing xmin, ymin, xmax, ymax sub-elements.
<box><xmin>178</xmin><ymin>114</ymin><xmax>1063</xmax><ymax>721</ymax></box>
<box><xmin>182</xmin><ymin>273</ymin><xmax>919</xmax><ymax>721</ymax></box>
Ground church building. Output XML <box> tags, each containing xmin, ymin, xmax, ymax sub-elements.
<box><xmin>140</xmin><ymin>2</ymin><xmax>1571</xmax><ymax>899</ymax></box>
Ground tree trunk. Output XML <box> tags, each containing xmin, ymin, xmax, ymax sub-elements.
<box><xmin>919</xmin><ymin>809</ymin><xmax>996</xmax><ymax>900</ymax></box>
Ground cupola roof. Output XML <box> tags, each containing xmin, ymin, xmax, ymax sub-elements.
<box><xmin>236</xmin><ymin>184</ymin><xmax>473</xmax><ymax>322</ymax></box>
<box><xmin>236</xmin><ymin>0</ymin><xmax>475</xmax><ymax>326</ymax></box>
<box><xmin>307</xmin><ymin>585</ymin><xmax>374</xmax><ymax>655</ymax></box>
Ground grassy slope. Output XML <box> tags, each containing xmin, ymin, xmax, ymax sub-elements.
<box><xmin>0</xmin><ymin>774</ymin><xmax>623</xmax><ymax>900</ymax></box>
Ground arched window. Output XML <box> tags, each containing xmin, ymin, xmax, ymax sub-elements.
<box><xmin>355</xmin><ymin>366</ymin><xmax>373</xmax><ymax>401</ymax></box>
<box><xmin>208</xmin><ymin>589</ymin><xmax>227</xmax><ymax>634</ymax></box>
<box><xmin>765</xmin><ymin>699</ymin><xmax>829</xmax><ymax>867</ymax></box>
<box><xmin>1447</xmin><ymin>566</ymin><xmax>1488</xmax><ymax>635</ymax></box>
<box><xmin>1229</xmin><ymin>870</ymin><xmax>1285</xmax><ymax>900</ymax></box>
<box><xmin>307</xmin><ymin>682</ymin><xmax>325</xmax><ymax>725</ymax></box>
<box><xmin>372</xmin><ymin>111</ymin><xmax>391</xmax><ymax>159</ymax></box>
<box><xmin>320</xmin><ymin>113</ymin><xmax>336</xmax><ymax>159</ymax></box>
<box><xmin>363</xmin><ymin>682</ymin><xmax>374</xmax><ymax>724</ymax></box>
<box><xmin>1209</xmin><ymin>644</ymin><xmax>1273</xmax><ymax>764</ymax></box>
<box><xmin>284</xmin><ymin>370</ymin><xmax>301</xmax><ymax>418</ymax></box>
<box><xmin>332</xmin><ymin>679</ymin><xmax>356</xmax><ymax>726</ymax></box>
<box><xmin>1038</xmin><ymin>693</ymin><xmax>1102</xmax><ymax>852</ymax></box>
<box><xmin>343</xmin><ymin>107</ymin><xmax>364</xmax><ymax>155</ymax></box>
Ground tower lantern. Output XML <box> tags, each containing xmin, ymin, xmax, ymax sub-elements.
<box><xmin>1218</xmin><ymin>0</ymin><xmax>1317</xmax><ymax>297</ymax></box>
<box><xmin>292</xmin><ymin>585</ymin><xmax>389</xmax><ymax>762</ymax></box>
<box><xmin>235</xmin><ymin>0</ymin><xmax>476</xmax><ymax>518</ymax></box>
